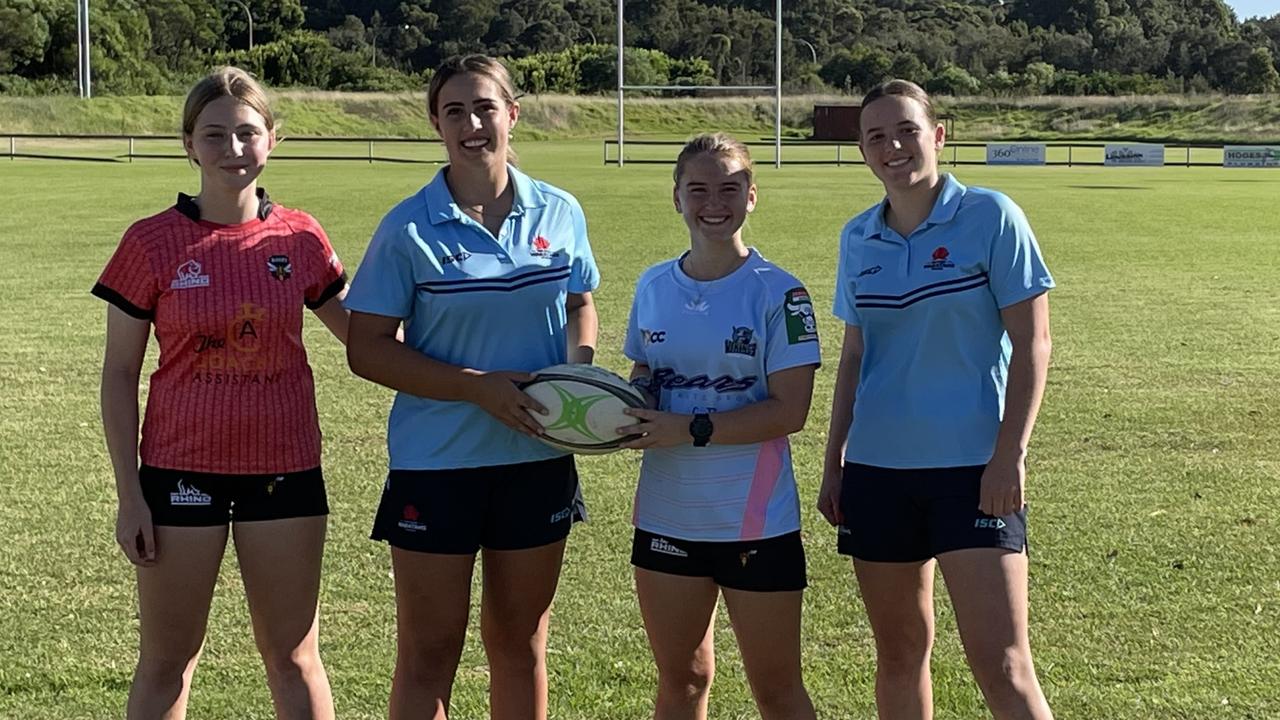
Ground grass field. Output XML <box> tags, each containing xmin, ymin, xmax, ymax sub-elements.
<box><xmin>1</xmin><ymin>144</ymin><xmax>1278</xmax><ymax>719</ymax></box>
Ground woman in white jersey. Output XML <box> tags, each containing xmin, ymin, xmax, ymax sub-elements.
<box><xmin>821</xmin><ymin>79</ymin><xmax>1054</xmax><ymax>719</ymax></box>
<box><xmin>620</xmin><ymin>133</ymin><xmax>820</xmax><ymax>720</ymax></box>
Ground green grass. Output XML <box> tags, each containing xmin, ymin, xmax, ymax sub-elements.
<box><xmin>1</xmin><ymin>145</ymin><xmax>1278</xmax><ymax>719</ymax></box>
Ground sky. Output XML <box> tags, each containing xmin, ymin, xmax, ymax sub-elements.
<box><xmin>1225</xmin><ymin>0</ymin><xmax>1278</xmax><ymax>19</ymax></box>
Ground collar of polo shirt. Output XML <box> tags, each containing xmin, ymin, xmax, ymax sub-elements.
<box><xmin>864</xmin><ymin>173</ymin><xmax>968</xmax><ymax>242</ymax></box>
<box><xmin>424</xmin><ymin>164</ymin><xmax>549</xmax><ymax>226</ymax></box>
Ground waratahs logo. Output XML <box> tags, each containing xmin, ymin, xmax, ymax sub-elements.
<box><xmin>531</xmin><ymin>235</ymin><xmax>554</xmax><ymax>258</ymax></box>
<box><xmin>924</xmin><ymin>246</ymin><xmax>955</xmax><ymax>270</ymax></box>
<box><xmin>398</xmin><ymin>504</ymin><xmax>426</xmax><ymax>532</ymax></box>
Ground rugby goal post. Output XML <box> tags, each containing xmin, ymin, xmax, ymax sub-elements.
<box><xmin>615</xmin><ymin>0</ymin><xmax>782</xmax><ymax>168</ymax></box>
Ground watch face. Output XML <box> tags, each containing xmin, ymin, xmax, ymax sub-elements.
<box><xmin>690</xmin><ymin>414</ymin><xmax>713</xmax><ymax>444</ymax></box>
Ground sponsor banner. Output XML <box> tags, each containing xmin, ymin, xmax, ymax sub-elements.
<box><xmin>1104</xmin><ymin>144</ymin><xmax>1165</xmax><ymax>167</ymax></box>
<box><xmin>986</xmin><ymin>143</ymin><xmax>1046</xmax><ymax>165</ymax></box>
<box><xmin>1223</xmin><ymin>145</ymin><xmax>1280</xmax><ymax>168</ymax></box>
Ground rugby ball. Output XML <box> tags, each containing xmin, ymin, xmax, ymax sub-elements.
<box><xmin>520</xmin><ymin>364</ymin><xmax>646</xmax><ymax>455</ymax></box>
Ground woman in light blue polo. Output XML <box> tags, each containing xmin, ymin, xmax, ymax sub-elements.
<box><xmin>344</xmin><ymin>54</ymin><xmax>598</xmax><ymax>720</ymax></box>
<box><xmin>820</xmin><ymin>79</ymin><xmax>1055</xmax><ymax>720</ymax></box>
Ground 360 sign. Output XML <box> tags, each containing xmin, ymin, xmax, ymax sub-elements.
<box><xmin>986</xmin><ymin>144</ymin><xmax>1046</xmax><ymax>166</ymax></box>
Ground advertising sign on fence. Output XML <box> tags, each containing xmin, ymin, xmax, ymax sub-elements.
<box><xmin>986</xmin><ymin>143</ymin><xmax>1046</xmax><ymax>165</ymax></box>
<box><xmin>1223</xmin><ymin>146</ymin><xmax>1280</xmax><ymax>168</ymax></box>
<box><xmin>1104</xmin><ymin>144</ymin><xmax>1165</xmax><ymax>166</ymax></box>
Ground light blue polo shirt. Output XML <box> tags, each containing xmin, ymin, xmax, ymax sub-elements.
<box><xmin>833</xmin><ymin>174</ymin><xmax>1054</xmax><ymax>469</ymax></box>
<box><xmin>346</xmin><ymin>165</ymin><xmax>599</xmax><ymax>470</ymax></box>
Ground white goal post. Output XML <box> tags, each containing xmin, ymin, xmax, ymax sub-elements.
<box><xmin>615</xmin><ymin>0</ymin><xmax>782</xmax><ymax>168</ymax></box>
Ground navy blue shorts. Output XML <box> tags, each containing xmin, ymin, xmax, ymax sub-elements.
<box><xmin>837</xmin><ymin>464</ymin><xmax>1027</xmax><ymax>562</ymax></box>
<box><xmin>631</xmin><ymin>528</ymin><xmax>807</xmax><ymax>592</ymax></box>
<box><xmin>371</xmin><ymin>456</ymin><xmax>584</xmax><ymax>555</ymax></box>
<box><xmin>139</xmin><ymin>465</ymin><xmax>328</xmax><ymax>526</ymax></box>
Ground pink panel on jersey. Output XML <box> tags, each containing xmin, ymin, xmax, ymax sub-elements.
<box><xmin>740</xmin><ymin>437</ymin><xmax>787</xmax><ymax>540</ymax></box>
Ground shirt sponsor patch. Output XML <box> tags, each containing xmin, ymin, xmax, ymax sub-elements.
<box><xmin>171</xmin><ymin>259</ymin><xmax>210</xmax><ymax>289</ymax></box>
<box><xmin>784</xmin><ymin>287</ymin><xmax>818</xmax><ymax>344</ymax></box>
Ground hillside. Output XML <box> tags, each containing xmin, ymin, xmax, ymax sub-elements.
<box><xmin>2</xmin><ymin>93</ymin><xmax>1278</xmax><ymax>143</ymax></box>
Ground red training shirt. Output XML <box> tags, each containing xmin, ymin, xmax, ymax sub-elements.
<box><xmin>93</xmin><ymin>190</ymin><xmax>346</xmax><ymax>475</ymax></box>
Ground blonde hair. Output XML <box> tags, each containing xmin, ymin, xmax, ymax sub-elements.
<box><xmin>860</xmin><ymin>79</ymin><xmax>939</xmax><ymax>127</ymax></box>
<box><xmin>674</xmin><ymin>132</ymin><xmax>754</xmax><ymax>185</ymax></box>
<box><xmin>428</xmin><ymin>54</ymin><xmax>520</xmax><ymax>165</ymax></box>
<box><xmin>182</xmin><ymin>66</ymin><xmax>274</xmax><ymax>136</ymax></box>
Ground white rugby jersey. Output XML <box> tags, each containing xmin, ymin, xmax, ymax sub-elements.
<box><xmin>623</xmin><ymin>249</ymin><xmax>821</xmax><ymax>541</ymax></box>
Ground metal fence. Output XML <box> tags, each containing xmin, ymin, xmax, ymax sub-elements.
<box><xmin>602</xmin><ymin>139</ymin><xmax>1277</xmax><ymax>168</ymax></box>
<box><xmin>4</xmin><ymin>134</ymin><xmax>1274</xmax><ymax>170</ymax></box>
<box><xmin>2</xmin><ymin>134</ymin><xmax>446</xmax><ymax>164</ymax></box>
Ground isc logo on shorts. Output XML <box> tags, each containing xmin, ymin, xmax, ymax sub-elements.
<box><xmin>974</xmin><ymin>518</ymin><xmax>1007</xmax><ymax>529</ymax></box>
<box><xmin>549</xmin><ymin>507</ymin><xmax>572</xmax><ymax>524</ymax></box>
<box><xmin>649</xmin><ymin>537</ymin><xmax>689</xmax><ymax>558</ymax></box>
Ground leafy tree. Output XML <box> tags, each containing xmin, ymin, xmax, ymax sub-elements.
<box><xmin>1021</xmin><ymin>61</ymin><xmax>1057</xmax><ymax>94</ymax></box>
<box><xmin>220</xmin><ymin>30</ymin><xmax>337</xmax><ymax>87</ymax></box>
<box><xmin>888</xmin><ymin>52</ymin><xmax>929</xmax><ymax>85</ymax></box>
<box><xmin>144</xmin><ymin>0</ymin><xmax>224</xmax><ymax>76</ymax></box>
<box><xmin>925</xmin><ymin>63</ymin><xmax>981</xmax><ymax>95</ymax></box>
<box><xmin>0</xmin><ymin>0</ymin><xmax>50</xmax><ymax>74</ymax></box>
<box><xmin>819</xmin><ymin>45</ymin><xmax>892</xmax><ymax>93</ymax></box>
<box><xmin>1239</xmin><ymin>46</ymin><xmax>1280</xmax><ymax>92</ymax></box>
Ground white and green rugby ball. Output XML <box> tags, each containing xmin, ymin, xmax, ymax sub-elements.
<box><xmin>520</xmin><ymin>364</ymin><xmax>646</xmax><ymax>455</ymax></box>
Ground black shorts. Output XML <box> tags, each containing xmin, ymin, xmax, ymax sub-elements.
<box><xmin>370</xmin><ymin>455</ymin><xmax>584</xmax><ymax>555</ymax></box>
<box><xmin>139</xmin><ymin>465</ymin><xmax>329</xmax><ymax>527</ymax></box>
<box><xmin>837</xmin><ymin>464</ymin><xmax>1028</xmax><ymax>563</ymax></box>
<box><xmin>630</xmin><ymin>528</ymin><xmax>807</xmax><ymax>592</ymax></box>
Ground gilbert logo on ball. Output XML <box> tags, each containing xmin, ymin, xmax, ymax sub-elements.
<box><xmin>520</xmin><ymin>364</ymin><xmax>646</xmax><ymax>455</ymax></box>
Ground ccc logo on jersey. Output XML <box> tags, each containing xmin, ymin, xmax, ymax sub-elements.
<box><xmin>641</xmin><ymin>329</ymin><xmax>667</xmax><ymax>345</ymax></box>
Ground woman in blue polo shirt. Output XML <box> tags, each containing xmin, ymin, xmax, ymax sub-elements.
<box><xmin>345</xmin><ymin>54</ymin><xmax>598</xmax><ymax>720</ymax></box>
<box><xmin>820</xmin><ymin>79</ymin><xmax>1055</xmax><ymax>719</ymax></box>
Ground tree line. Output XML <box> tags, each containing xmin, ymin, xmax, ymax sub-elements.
<box><xmin>2</xmin><ymin>0</ymin><xmax>1278</xmax><ymax>96</ymax></box>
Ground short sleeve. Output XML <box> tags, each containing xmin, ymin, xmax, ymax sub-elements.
<box><xmin>91</xmin><ymin>228</ymin><xmax>160</xmax><ymax>320</ymax></box>
<box><xmin>344</xmin><ymin>214</ymin><xmax>417</xmax><ymax>319</ymax></box>
<box><xmin>623</xmin><ymin>293</ymin><xmax>645</xmax><ymax>364</ymax></box>
<box><xmin>987</xmin><ymin>198</ymin><xmax>1055</xmax><ymax>309</ymax></box>
<box><xmin>765</xmin><ymin>285</ymin><xmax>822</xmax><ymax>374</ymax></box>
<box><xmin>833</xmin><ymin>229</ymin><xmax>862</xmax><ymax>327</ymax></box>
<box><xmin>566</xmin><ymin>198</ymin><xmax>600</xmax><ymax>294</ymax></box>
<box><xmin>301</xmin><ymin>221</ymin><xmax>348</xmax><ymax>310</ymax></box>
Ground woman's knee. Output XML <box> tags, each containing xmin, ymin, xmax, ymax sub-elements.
<box><xmin>656</xmin><ymin>649</ymin><xmax>715</xmax><ymax>701</ymax></box>
<box><xmin>749</xmin><ymin>672</ymin><xmax>811</xmax><ymax>717</ymax></box>
<box><xmin>480</xmin><ymin>610</ymin><xmax>547</xmax><ymax>665</ymax></box>
<box><xmin>872</xmin><ymin>620</ymin><xmax>933</xmax><ymax>677</ymax></box>
<box><xmin>396</xmin><ymin>630</ymin><xmax>468</xmax><ymax>684</ymax></box>
<box><xmin>134</xmin><ymin>650</ymin><xmax>201</xmax><ymax>691</ymax></box>
<box><xmin>970</xmin><ymin>645</ymin><xmax>1038</xmax><ymax>698</ymax></box>
<box><xmin>260</xmin><ymin>642</ymin><xmax>324</xmax><ymax>685</ymax></box>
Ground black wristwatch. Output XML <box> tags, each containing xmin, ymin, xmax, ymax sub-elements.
<box><xmin>689</xmin><ymin>412</ymin><xmax>714</xmax><ymax>447</ymax></box>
